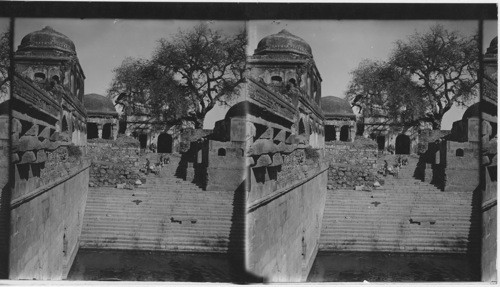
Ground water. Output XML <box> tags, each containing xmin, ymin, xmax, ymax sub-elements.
<box><xmin>67</xmin><ymin>249</ymin><xmax>239</xmax><ymax>282</ymax></box>
<box><xmin>68</xmin><ymin>249</ymin><xmax>479</xmax><ymax>282</ymax></box>
<box><xmin>308</xmin><ymin>251</ymin><xmax>479</xmax><ymax>282</ymax></box>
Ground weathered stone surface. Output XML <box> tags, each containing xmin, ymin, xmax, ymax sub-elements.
<box><xmin>273</xmin><ymin>129</ymin><xmax>286</xmax><ymax>142</ymax></box>
<box><xmin>18</xmin><ymin>136</ymin><xmax>41</xmax><ymax>152</ymax></box>
<box><xmin>36</xmin><ymin>150</ymin><xmax>47</xmax><ymax>163</ymax></box>
<box><xmin>270</xmin><ymin>153</ymin><xmax>284</xmax><ymax>166</ymax></box>
<box><xmin>254</xmin><ymin>154</ymin><xmax>272</xmax><ymax>167</ymax></box>
<box><xmin>47</xmin><ymin>141</ymin><xmax>61</xmax><ymax>151</ymax></box>
<box><xmin>249</xmin><ymin>139</ymin><xmax>277</xmax><ymax>155</ymax></box>
<box><xmin>20</xmin><ymin>151</ymin><xmax>36</xmax><ymax>164</ymax></box>
<box><xmin>23</xmin><ymin>124</ymin><xmax>38</xmax><ymax>136</ymax></box>
<box><xmin>246</xmin><ymin>156</ymin><xmax>255</xmax><ymax>166</ymax></box>
<box><xmin>246</xmin><ymin>122</ymin><xmax>256</xmax><ymax>139</ymax></box>
<box><xmin>50</xmin><ymin>131</ymin><xmax>60</xmax><ymax>141</ymax></box>
<box><xmin>12</xmin><ymin>118</ymin><xmax>22</xmax><ymax>133</ymax></box>
<box><xmin>259</xmin><ymin>127</ymin><xmax>273</xmax><ymax>139</ymax></box>
<box><xmin>0</xmin><ymin>115</ymin><xmax>8</xmax><ymax>140</ymax></box>
<box><xmin>11</xmin><ymin>153</ymin><xmax>20</xmax><ymax>163</ymax></box>
<box><xmin>285</xmin><ymin>134</ymin><xmax>296</xmax><ymax>144</ymax></box>
<box><xmin>283</xmin><ymin>144</ymin><xmax>296</xmax><ymax>154</ymax></box>
<box><xmin>230</xmin><ymin>117</ymin><xmax>246</xmax><ymax>142</ymax></box>
<box><xmin>87</xmin><ymin>142</ymin><xmax>142</xmax><ymax>187</ymax></box>
<box><xmin>38</xmin><ymin>126</ymin><xmax>51</xmax><ymax>140</ymax></box>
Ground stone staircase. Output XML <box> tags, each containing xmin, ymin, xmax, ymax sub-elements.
<box><xmin>80</xmin><ymin>153</ymin><xmax>243</xmax><ymax>253</ymax></box>
<box><xmin>319</xmin><ymin>154</ymin><xmax>480</xmax><ymax>253</ymax></box>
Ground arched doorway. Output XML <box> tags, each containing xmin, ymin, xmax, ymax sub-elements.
<box><xmin>325</xmin><ymin>125</ymin><xmax>336</xmax><ymax>141</ymax></box>
<box><xmin>376</xmin><ymin>135</ymin><xmax>385</xmax><ymax>150</ymax></box>
<box><xmin>102</xmin><ymin>123</ymin><xmax>112</xmax><ymax>139</ymax></box>
<box><xmin>62</xmin><ymin>116</ymin><xmax>68</xmax><ymax>132</ymax></box>
<box><xmin>157</xmin><ymin>133</ymin><xmax>173</xmax><ymax>153</ymax></box>
<box><xmin>299</xmin><ymin>119</ymin><xmax>306</xmax><ymax>135</ymax></box>
<box><xmin>87</xmin><ymin>123</ymin><xmax>98</xmax><ymax>139</ymax></box>
<box><xmin>395</xmin><ymin>134</ymin><xmax>411</xmax><ymax>154</ymax></box>
<box><xmin>340</xmin><ymin>125</ymin><xmax>350</xmax><ymax>142</ymax></box>
<box><xmin>139</xmin><ymin>134</ymin><xmax>147</xmax><ymax>149</ymax></box>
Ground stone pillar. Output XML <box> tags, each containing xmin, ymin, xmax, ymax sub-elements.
<box><xmin>112</xmin><ymin>123</ymin><xmax>119</xmax><ymax>140</ymax></box>
<box><xmin>97</xmin><ymin>123</ymin><xmax>103</xmax><ymax>139</ymax></box>
<box><xmin>186</xmin><ymin>162</ymin><xmax>195</xmax><ymax>182</ymax></box>
<box><xmin>335</xmin><ymin>126</ymin><xmax>340</xmax><ymax>142</ymax></box>
<box><xmin>350</xmin><ymin>126</ymin><xmax>356</xmax><ymax>142</ymax></box>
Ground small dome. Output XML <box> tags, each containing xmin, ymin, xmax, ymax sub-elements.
<box><xmin>321</xmin><ymin>96</ymin><xmax>355</xmax><ymax>118</ymax></box>
<box><xmin>17</xmin><ymin>26</ymin><xmax>76</xmax><ymax>55</ymax></box>
<box><xmin>254</xmin><ymin>29</ymin><xmax>313</xmax><ymax>57</ymax></box>
<box><xmin>486</xmin><ymin>36</ymin><xmax>497</xmax><ymax>55</ymax></box>
<box><xmin>83</xmin><ymin>94</ymin><xmax>118</xmax><ymax>117</ymax></box>
<box><xmin>462</xmin><ymin>102</ymin><xmax>480</xmax><ymax>120</ymax></box>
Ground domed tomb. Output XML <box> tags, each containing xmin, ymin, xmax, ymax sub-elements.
<box><xmin>14</xmin><ymin>26</ymin><xmax>85</xmax><ymax>102</ymax></box>
<box><xmin>17</xmin><ymin>26</ymin><xmax>76</xmax><ymax>56</ymax></box>
<box><xmin>321</xmin><ymin>96</ymin><xmax>356</xmax><ymax>119</ymax></box>
<box><xmin>83</xmin><ymin>93</ymin><xmax>118</xmax><ymax>117</ymax></box>
<box><xmin>321</xmin><ymin>96</ymin><xmax>356</xmax><ymax>142</ymax></box>
<box><xmin>254</xmin><ymin>29</ymin><xmax>313</xmax><ymax>58</ymax></box>
<box><xmin>486</xmin><ymin>36</ymin><xmax>498</xmax><ymax>57</ymax></box>
<box><xmin>84</xmin><ymin>94</ymin><xmax>119</xmax><ymax>140</ymax></box>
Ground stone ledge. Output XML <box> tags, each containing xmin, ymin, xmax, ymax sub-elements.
<box><xmin>11</xmin><ymin>162</ymin><xmax>90</xmax><ymax>209</ymax></box>
<box><xmin>482</xmin><ymin>198</ymin><xmax>497</xmax><ymax>212</ymax></box>
<box><xmin>248</xmin><ymin>163</ymin><xmax>328</xmax><ymax>213</ymax></box>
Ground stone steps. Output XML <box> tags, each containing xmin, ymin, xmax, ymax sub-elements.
<box><xmin>319</xmin><ymin>155</ymin><xmax>479</xmax><ymax>254</ymax></box>
<box><xmin>81</xmin><ymin>154</ymin><xmax>241</xmax><ymax>253</ymax></box>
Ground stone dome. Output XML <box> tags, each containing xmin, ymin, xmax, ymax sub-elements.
<box><xmin>321</xmin><ymin>96</ymin><xmax>356</xmax><ymax>119</ymax></box>
<box><xmin>462</xmin><ymin>102</ymin><xmax>480</xmax><ymax>120</ymax></box>
<box><xmin>486</xmin><ymin>36</ymin><xmax>497</xmax><ymax>55</ymax></box>
<box><xmin>17</xmin><ymin>26</ymin><xmax>76</xmax><ymax>55</ymax></box>
<box><xmin>83</xmin><ymin>94</ymin><xmax>118</xmax><ymax>117</ymax></box>
<box><xmin>254</xmin><ymin>29</ymin><xmax>313</xmax><ymax>57</ymax></box>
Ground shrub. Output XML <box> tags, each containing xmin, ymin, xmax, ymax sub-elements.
<box><xmin>67</xmin><ymin>144</ymin><xmax>82</xmax><ymax>159</ymax></box>
<box><xmin>304</xmin><ymin>146</ymin><xmax>320</xmax><ymax>161</ymax></box>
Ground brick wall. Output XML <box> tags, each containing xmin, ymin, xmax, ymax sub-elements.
<box><xmin>87</xmin><ymin>141</ymin><xmax>143</xmax><ymax>187</ymax></box>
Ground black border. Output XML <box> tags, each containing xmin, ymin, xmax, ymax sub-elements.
<box><xmin>0</xmin><ymin>2</ymin><xmax>497</xmax><ymax>20</ymax></box>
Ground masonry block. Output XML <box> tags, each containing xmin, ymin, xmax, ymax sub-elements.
<box><xmin>23</xmin><ymin>124</ymin><xmax>38</xmax><ymax>137</ymax></box>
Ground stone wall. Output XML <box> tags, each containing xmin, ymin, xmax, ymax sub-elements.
<box><xmin>87</xmin><ymin>141</ymin><xmax>143</xmax><ymax>187</ymax></box>
<box><xmin>443</xmin><ymin>141</ymin><xmax>479</xmax><ymax>193</ymax></box>
<box><xmin>9</xmin><ymin>162</ymin><xmax>89</xmax><ymax>279</ymax></box>
<box><xmin>481</xmin><ymin>204</ymin><xmax>497</xmax><ymax>281</ymax></box>
<box><xmin>0</xmin><ymin>114</ymin><xmax>9</xmax><ymax>278</ymax></box>
<box><xmin>247</xmin><ymin>149</ymin><xmax>328</xmax><ymax>282</ymax></box>
<box><xmin>325</xmin><ymin>144</ymin><xmax>379</xmax><ymax>189</ymax></box>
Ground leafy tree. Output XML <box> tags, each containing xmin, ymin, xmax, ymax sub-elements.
<box><xmin>109</xmin><ymin>23</ymin><xmax>246</xmax><ymax>129</ymax></box>
<box><xmin>347</xmin><ymin>24</ymin><xmax>479</xmax><ymax>130</ymax></box>
<box><xmin>0</xmin><ymin>29</ymin><xmax>10</xmax><ymax>103</ymax></box>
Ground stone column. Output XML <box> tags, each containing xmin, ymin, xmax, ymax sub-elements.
<box><xmin>335</xmin><ymin>126</ymin><xmax>340</xmax><ymax>141</ymax></box>
<box><xmin>350</xmin><ymin>126</ymin><xmax>356</xmax><ymax>142</ymax></box>
<box><xmin>112</xmin><ymin>123</ymin><xmax>119</xmax><ymax>140</ymax></box>
<box><xmin>97</xmin><ymin>123</ymin><xmax>103</xmax><ymax>139</ymax></box>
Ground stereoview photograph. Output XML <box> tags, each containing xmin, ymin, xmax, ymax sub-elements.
<box><xmin>0</xmin><ymin>8</ymin><xmax>497</xmax><ymax>284</ymax></box>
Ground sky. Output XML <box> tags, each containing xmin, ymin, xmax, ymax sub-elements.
<box><xmin>11</xmin><ymin>18</ymin><xmax>498</xmax><ymax>130</ymax></box>
<box><xmin>249</xmin><ymin>20</ymin><xmax>497</xmax><ymax>130</ymax></box>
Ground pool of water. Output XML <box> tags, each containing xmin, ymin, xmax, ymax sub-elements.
<box><xmin>67</xmin><ymin>249</ymin><xmax>242</xmax><ymax>282</ymax></box>
<box><xmin>308</xmin><ymin>251</ymin><xmax>480</xmax><ymax>282</ymax></box>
